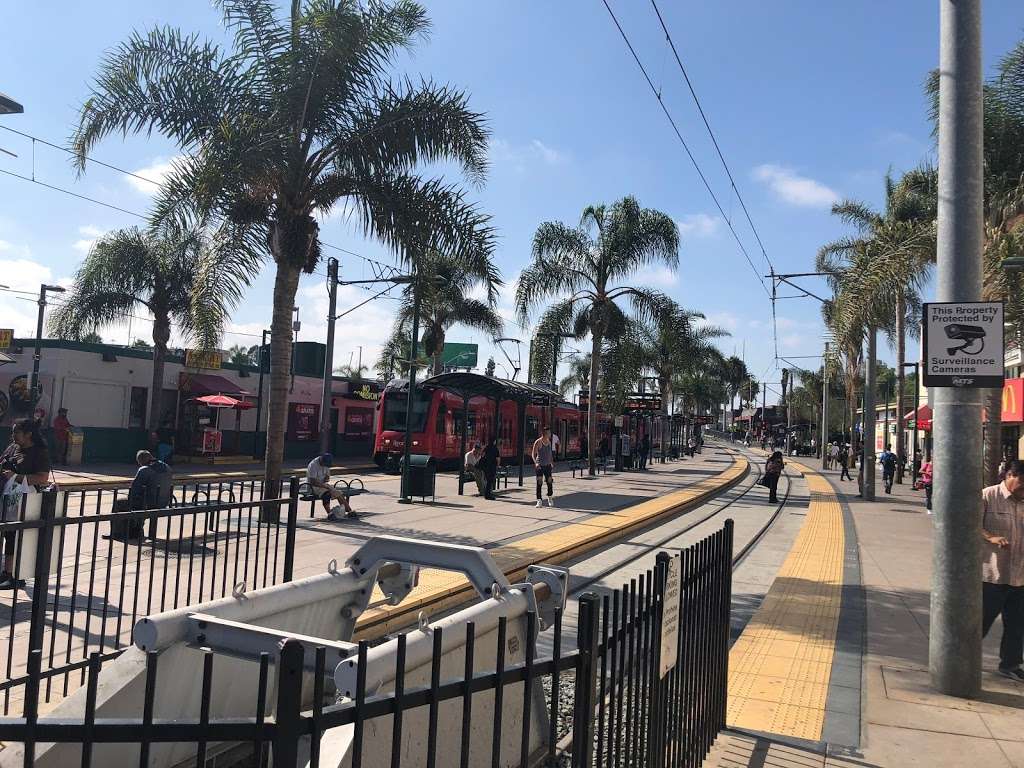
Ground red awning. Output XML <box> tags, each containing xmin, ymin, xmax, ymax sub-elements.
<box><xmin>903</xmin><ymin>404</ymin><xmax>932</xmax><ymax>432</ymax></box>
<box><xmin>179</xmin><ymin>372</ymin><xmax>251</xmax><ymax>397</ymax></box>
<box><xmin>193</xmin><ymin>394</ymin><xmax>253</xmax><ymax>409</ymax></box>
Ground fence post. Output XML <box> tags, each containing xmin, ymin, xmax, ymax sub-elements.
<box><xmin>651</xmin><ymin>551</ymin><xmax>671</xmax><ymax>768</ymax></box>
<box><xmin>283</xmin><ymin>477</ymin><xmax>299</xmax><ymax>582</ymax></box>
<box><xmin>572</xmin><ymin>592</ymin><xmax>600</xmax><ymax>768</ymax></box>
<box><xmin>273</xmin><ymin>637</ymin><xmax>305</xmax><ymax>768</ymax></box>
<box><xmin>27</xmin><ymin>491</ymin><xmax>56</xmax><ymax>655</ymax></box>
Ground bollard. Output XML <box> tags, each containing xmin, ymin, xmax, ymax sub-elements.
<box><xmin>283</xmin><ymin>477</ymin><xmax>299</xmax><ymax>582</ymax></box>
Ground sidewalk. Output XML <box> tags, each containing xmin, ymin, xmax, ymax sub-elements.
<box><xmin>708</xmin><ymin>461</ymin><xmax>1024</xmax><ymax>768</ymax></box>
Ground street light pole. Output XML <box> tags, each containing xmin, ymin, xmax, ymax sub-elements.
<box><xmin>318</xmin><ymin>257</ymin><xmax>339</xmax><ymax>454</ymax></box>
<box><xmin>398</xmin><ymin>266</ymin><xmax>421</xmax><ymax>504</ymax></box>
<box><xmin>931</xmin><ymin>0</ymin><xmax>984</xmax><ymax>698</ymax></box>
<box><xmin>821</xmin><ymin>341</ymin><xmax>830</xmax><ymax>470</ymax></box>
<box><xmin>31</xmin><ymin>284</ymin><xmax>65</xmax><ymax>406</ymax></box>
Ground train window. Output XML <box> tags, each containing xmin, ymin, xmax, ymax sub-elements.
<box><xmin>436</xmin><ymin>403</ymin><xmax>447</xmax><ymax>435</ymax></box>
<box><xmin>382</xmin><ymin>390</ymin><xmax>431</xmax><ymax>432</ymax></box>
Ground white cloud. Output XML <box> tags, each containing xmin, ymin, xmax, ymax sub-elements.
<box><xmin>677</xmin><ymin>213</ymin><xmax>722</xmax><ymax>238</ymax></box>
<box><xmin>125</xmin><ymin>156</ymin><xmax>180</xmax><ymax>195</ymax></box>
<box><xmin>489</xmin><ymin>138</ymin><xmax>568</xmax><ymax>171</ymax></box>
<box><xmin>752</xmin><ymin>164</ymin><xmax>839</xmax><ymax>208</ymax></box>
<box><xmin>72</xmin><ymin>225</ymin><xmax>103</xmax><ymax>255</ymax></box>
<box><xmin>633</xmin><ymin>265</ymin><xmax>678</xmax><ymax>287</ymax></box>
<box><xmin>700</xmin><ymin>311</ymin><xmax>740</xmax><ymax>333</ymax></box>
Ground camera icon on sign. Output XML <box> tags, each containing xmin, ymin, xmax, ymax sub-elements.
<box><xmin>944</xmin><ymin>324</ymin><xmax>986</xmax><ymax>355</ymax></box>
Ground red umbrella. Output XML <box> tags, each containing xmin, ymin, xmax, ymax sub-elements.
<box><xmin>193</xmin><ymin>394</ymin><xmax>254</xmax><ymax>409</ymax></box>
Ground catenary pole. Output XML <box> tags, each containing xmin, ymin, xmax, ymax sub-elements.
<box><xmin>863</xmin><ymin>330</ymin><xmax>877</xmax><ymax>501</ymax></box>
<box><xmin>318</xmin><ymin>257</ymin><xmax>339</xmax><ymax>455</ymax></box>
<box><xmin>931</xmin><ymin>0</ymin><xmax>984</xmax><ymax>698</ymax></box>
<box><xmin>821</xmin><ymin>342</ymin><xmax>830</xmax><ymax>470</ymax></box>
<box><xmin>398</xmin><ymin>266</ymin><xmax>421</xmax><ymax>503</ymax></box>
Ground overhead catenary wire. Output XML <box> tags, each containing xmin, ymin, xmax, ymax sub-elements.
<box><xmin>599</xmin><ymin>0</ymin><xmax>771</xmax><ymax>299</ymax></box>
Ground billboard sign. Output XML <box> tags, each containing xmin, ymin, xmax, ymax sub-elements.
<box><xmin>441</xmin><ymin>342</ymin><xmax>478</xmax><ymax>369</ymax></box>
<box><xmin>0</xmin><ymin>329</ymin><xmax>13</xmax><ymax>350</ymax></box>
<box><xmin>186</xmin><ymin>349</ymin><xmax>222</xmax><ymax>370</ymax></box>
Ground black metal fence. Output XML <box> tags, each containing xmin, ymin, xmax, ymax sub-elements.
<box><xmin>0</xmin><ymin>479</ymin><xmax>299</xmax><ymax>715</ymax></box>
<box><xmin>0</xmin><ymin>522</ymin><xmax>733</xmax><ymax>768</ymax></box>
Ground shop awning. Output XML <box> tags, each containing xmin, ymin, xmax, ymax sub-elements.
<box><xmin>904</xmin><ymin>404</ymin><xmax>932</xmax><ymax>431</ymax></box>
<box><xmin>179</xmin><ymin>372</ymin><xmax>251</xmax><ymax>397</ymax></box>
<box><xmin>193</xmin><ymin>394</ymin><xmax>253</xmax><ymax>409</ymax></box>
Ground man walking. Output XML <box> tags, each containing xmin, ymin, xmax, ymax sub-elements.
<box><xmin>465</xmin><ymin>442</ymin><xmax>485</xmax><ymax>496</ymax></box>
<box><xmin>838</xmin><ymin>444</ymin><xmax>853</xmax><ymax>481</ymax></box>
<box><xmin>639</xmin><ymin>433</ymin><xmax>651</xmax><ymax>470</ymax></box>
<box><xmin>532</xmin><ymin>425</ymin><xmax>555</xmax><ymax>508</ymax></box>
<box><xmin>829</xmin><ymin>441</ymin><xmax>840</xmax><ymax>471</ymax></box>
<box><xmin>982</xmin><ymin>461</ymin><xmax>1024</xmax><ymax>681</ymax></box>
<box><xmin>879</xmin><ymin>445</ymin><xmax>897</xmax><ymax>494</ymax></box>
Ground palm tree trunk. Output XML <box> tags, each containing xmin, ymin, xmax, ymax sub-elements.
<box><xmin>660</xmin><ymin>378</ymin><xmax>671</xmax><ymax>457</ymax></box>
<box><xmin>587</xmin><ymin>331</ymin><xmax>602</xmax><ymax>475</ymax></box>
<box><xmin>983</xmin><ymin>387</ymin><xmax>1002</xmax><ymax>486</ymax></box>
<box><xmin>149</xmin><ymin>314</ymin><xmax>170</xmax><ymax>433</ymax></box>
<box><xmin>264</xmin><ymin>263</ymin><xmax>301</xmax><ymax>515</ymax></box>
<box><xmin>431</xmin><ymin>327</ymin><xmax>445</xmax><ymax>376</ymax></box>
<box><xmin>894</xmin><ymin>296</ymin><xmax>906</xmax><ymax>481</ymax></box>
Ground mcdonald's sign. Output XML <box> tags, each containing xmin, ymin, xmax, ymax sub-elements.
<box><xmin>1004</xmin><ymin>378</ymin><xmax>1024</xmax><ymax>423</ymax></box>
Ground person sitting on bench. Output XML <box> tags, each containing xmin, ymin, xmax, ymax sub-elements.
<box><xmin>129</xmin><ymin>450</ymin><xmax>174</xmax><ymax>540</ymax></box>
<box><xmin>308</xmin><ymin>453</ymin><xmax>356</xmax><ymax>520</ymax></box>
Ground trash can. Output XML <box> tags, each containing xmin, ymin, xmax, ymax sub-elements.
<box><xmin>401</xmin><ymin>454</ymin><xmax>437</xmax><ymax>500</ymax></box>
<box><xmin>67</xmin><ymin>429</ymin><xmax>85</xmax><ymax>465</ymax></box>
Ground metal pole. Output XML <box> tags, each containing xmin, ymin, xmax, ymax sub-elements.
<box><xmin>318</xmin><ymin>257</ymin><xmax>339</xmax><ymax>455</ymax></box>
<box><xmin>458</xmin><ymin>396</ymin><xmax>469</xmax><ymax>496</ymax></box>
<box><xmin>863</xmin><ymin>330</ymin><xmax>877</xmax><ymax>500</ymax></box>
<box><xmin>254</xmin><ymin>329</ymin><xmax>268</xmax><ymax>459</ymax></box>
<box><xmin>399</xmin><ymin>268</ymin><xmax>421</xmax><ymax>503</ymax></box>
<box><xmin>884</xmin><ymin>379</ymin><xmax>891</xmax><ymax>452</ymax></box>
<box><xmin>30</xmin><ymin>285</ymin><xmax>51</xmax><ymax>406</ymax></box>
<box><xmin>821</xmin><ymin>344</ymin><xmax>830</xmax><ymax>470</ymax></box>
<box><xmin>912</xmin><ymin>363</ymin><xmax>921</xmax><ymax>481</ymax></box>
<box><xmin>931</xmin><ymin>0</ymin><xmax>983</xmax><ymax>698</ymax></box>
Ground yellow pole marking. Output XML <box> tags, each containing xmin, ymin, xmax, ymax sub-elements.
<box><xmin>726</xmin><ymin>463</ymin><xmax>845</xmax><ymax>741</ymax></box>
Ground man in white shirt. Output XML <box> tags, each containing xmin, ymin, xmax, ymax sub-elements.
<box><xmin>307</xmin><ymin>453</ymin><xmax>356</xmax><ymax>520</ymax></box>
<box><xmin>465</xmin><ymin>443</ymin><xmax>485</xmax><ymax>495</ymax></box>
<box><xmin>829</xmin><ymin>442</ymin><xmax>840</xmax><ymax>470</ymax></box>
<box><xmin>551</xmin><ymin>431</ymin><xmax>561</xmax><ymax>460</ymax></box>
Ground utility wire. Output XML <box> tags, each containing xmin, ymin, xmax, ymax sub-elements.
<box><xmin>649</xmin><ymin>0</ymin><xmax>774</xmax><ymax>273</ymax></box>
<box><xmin>600</xmin><ymin>0</ymin><xmax>770</xmax><ymax>298</ymax></box>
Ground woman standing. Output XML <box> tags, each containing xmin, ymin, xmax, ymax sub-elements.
<box><xmin>479</xmin><ymin>436</ymin><xmax>500</xmax><ymax>501</ymax></box>
<box><xmin>0</xmin><ymin>419</ymin><xmax>53</xmax><ymax>589</ymax></box>
<box><xmin>919</xmin><ymin>457</ymin><xmax>933</xmax><ymax>514</ymax></box>
<box><xmin>765</xmin><ymin>450</ymin><xmax>785</xmax><ymax>504</ymax></box>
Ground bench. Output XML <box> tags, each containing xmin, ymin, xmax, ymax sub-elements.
<box><xmin>571</xmin><ymin>457</ymin><xmax>607</xmax><ymax>477</ymax></box>
<box><xmin>494</xmin><ymin>466</ymin><xmax>510</xmax><ymax>490</ymax></box>
<box><xmin>297</xmin><ymin>477</ymin><xmax>367</xmax><ymax>517</ymax></box>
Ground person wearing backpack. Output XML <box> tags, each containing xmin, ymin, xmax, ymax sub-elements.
<box><xmin>764</xmin><ymin>451</ymin><xmax>784</xmax><ymax>504</ymax></box>
<box><xmin>879</xmin><ymin>445</ymin><xmax>897</xmax><ymax>494</ymax></box>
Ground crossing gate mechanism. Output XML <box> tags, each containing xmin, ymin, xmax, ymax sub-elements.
<box><xmin>8</xmin><ymin>535</ymin><xmax>569</xmax><ymax>768</ymax></box>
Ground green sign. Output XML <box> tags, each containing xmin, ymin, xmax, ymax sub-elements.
<box><xmin>441</xmin><ymin>342</ymin><xmax>478</xmax><ymax>369</ymax></box>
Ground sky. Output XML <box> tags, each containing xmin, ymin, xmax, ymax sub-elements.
<box><xmin>1</xmin><ymin>1</ymin><xmax>1022</xmax><ymax>404</ymax></box>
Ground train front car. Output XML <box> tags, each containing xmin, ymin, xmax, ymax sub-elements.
<box><xmin>373</xmin><ymin>381</ymin><xmax>435</xmax><ymax>471</ymax></box>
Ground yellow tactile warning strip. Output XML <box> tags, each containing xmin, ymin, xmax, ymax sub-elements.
<box><xmin>727</xmin><ymin>467</ymin><xmax>844</xmax><ymax>742</ymax></box>
<box><xmin>354</xmin><ymin>453</ymin><xmax>749</xmax><ymax>638</ymax></box>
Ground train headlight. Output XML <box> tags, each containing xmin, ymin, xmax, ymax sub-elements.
<box><xmin>412</xmin><ymin>440</ymin><xmax>419</xmax><ymax>446</ymax></box>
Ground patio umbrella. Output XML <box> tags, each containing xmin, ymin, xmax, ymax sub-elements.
<box><xmin>194</xmin><ymin>394</ymin><xmax>253</xmax><ymax>409</ymax></box>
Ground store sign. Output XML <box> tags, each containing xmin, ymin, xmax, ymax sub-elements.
<box><xmin>186</xmin><ymin>349</ymin><xmax>222</xmax><ymax>370</ymax></box>
<box><xmin>0</xmin><ymin>329</ymin><xmax>13</xmax><ymax>350</ymax></box>
<box><xmin>1004</xmin><ymin>379</ymin><xmax>1024</xmax><ymax>423</ymax></box>
<box><xmin>923</xmin><ymin>301</ymin><xmax>1004</xmax><ymax>388</ymax></box>
<box><xmin>355</xmin><ymin>384</ymin><xmax>379</xmax><ymax>401</ymax></box>
<box><xmin>287</xmin><ymin>402</ymin><xmax>319</xmax><ymax>441</ymax></box>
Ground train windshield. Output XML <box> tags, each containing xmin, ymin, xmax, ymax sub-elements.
<box><xmin>382</xmin><ymin>390</ymin><xmax>432</xmax><ymax>432</ymax></box>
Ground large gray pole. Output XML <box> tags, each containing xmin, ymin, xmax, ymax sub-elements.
<box><xmin>862</xmin><ymin>330</ymin><xmax>877</xmax><ymax>501</ymax></box>
<box><xmin>318</xmin><ymin>257</ymin><xmax>339</xmax><ymax>454</ymax></box>
<box><xmin>930</xmin><ymin>0</ymin><xmax>983</xmax><ymax>698</ymax></box>
<box><xmin>821</xmin><ymin>346</ymin><xmax>830</xmax><ymax>470</ymax></box>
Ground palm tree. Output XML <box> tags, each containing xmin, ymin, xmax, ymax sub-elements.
<box><xmin>516</xmin><ymin>196</ymin><xmax>679</xmax><ymax>474</ymax></box>
<box><xmin>724</xmin><ymin>356</ymin><xmax>749</xmax><ymax>432</ymax></box>
<box><xmin>391</xmin><ymin>249</ymin><xmax>502</xmax><ymax>376</ymax></box>
<box><xmin>335</xmin><ymin>363</ymin><xmax>368</xmax><ymax>381</ymax></box>
<box><xmin>818</xmin><ymin>172</ymin><xmax>934</xmax><ymax>469</ymax></box>
<box><xmin>49</xmin><ymin>224</ymin><xmax>246</xmax><ymax>429</ymax></box>
<box><xmin>71</xmin><ymin>0</ymin><xmax>492</xmax><ymax>496</ymax></box>
<box><xmin>226</xmin><ymin>344</ymin><xmax>252</xmax><ymax>366</ymax></box>
<box><xmin>558</xmin><ymin>353</ymin><xmax>592</xmax><ymax>399</ymax></box>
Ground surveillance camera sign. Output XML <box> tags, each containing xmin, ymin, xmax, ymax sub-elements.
<box><xmin>923</xmin><ymin>301</ymin><xmax>1004</xmax><ymax>388</ymax></box>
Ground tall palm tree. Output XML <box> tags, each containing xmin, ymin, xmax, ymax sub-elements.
<box><xmin>71</xmin><ymin>0</ymin><xmax>492</xmax><ymax>496</ymax></box>
<box><xmin>724</xmin><ymin>356</ymin><xmax>749</xmax><ymax>431</ymax></box>
<box><xmin>49</xmin><ymin>224</ymin><xmax>247</xmax><ymax>429</ymax></box>
<box><xmin>818</xmin><ymin>171</ymin><xmax>934</xmax><ymax>468</ymax></box>
<box><xmin>516</xmin><ymin>196</ymin><xmax>679</xmax><ymax>474</ymax></box>
<box><xmin>391</xmin><ymin>249</ymin><xmax>502</xmax><ymax>376</ymax></box>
